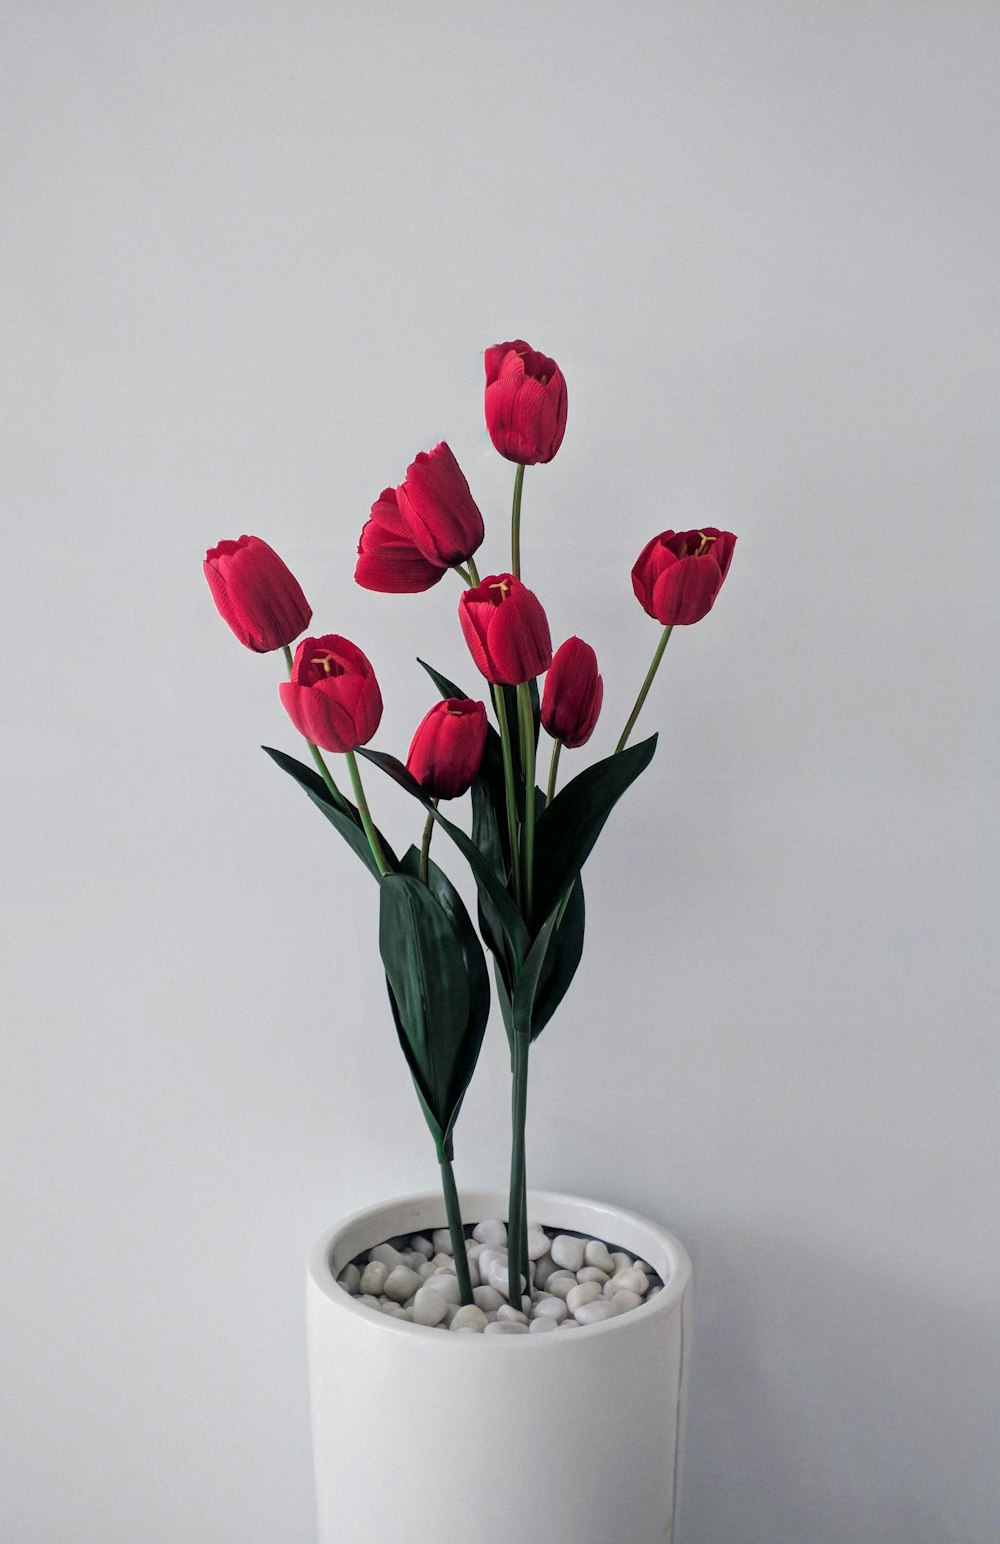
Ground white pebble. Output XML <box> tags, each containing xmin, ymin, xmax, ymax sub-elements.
<box><xmin>449</xmin><ymin>1305</ymin><xmax>488</xmax><ymax>1333</ymax></box>
<box><xmin>409</xmin><ymin>1234</ymin><xmax>434</xmax><ymax>1259</ymax></box>
<box><xmin>473</xmin><ymin>1285</ymin><xmax>504</xmax><ymax>1312</ymax></box>
<box><xmin>496</xmin><ymin>1305</ymin><xmax>529</xmax><ymax>1325</ymax></box>
<box><xmin>336</xmin><ymin>1263</ymin><xmax>361</xmax><ymax>1295</ymax></box>
<box><xmin>411</xmin><ymin>1286</ymin><xmax>450</xmax><ymax>1327</ymax></box>
<box><xmin>431</xmin><ymin>1229</ymin><xmax>454</xmax><ymax>1255</ymax></box>
<box><xmin>550</xmin><ymin>1234</ymin><xmax>586</xmax><ymax>1272</ymax></box>
<box><xmin>634</xmin><ymin>1259</ymin><xmax>654</xmax><ymax>1275</ymax></box>
<box><xmin>357</xmin><ymin>1293</ymin><xmax>381</xmax><ymax>1310</ymax></box>
<box><xmin>584</xmin><ymin>1240</ymin><xmax>615</xmax><ymax>1273</ymax></box>
<box><xmin>526</xmin><ymin>1227</ymin><xmax>550</xmax><ymax>1260</ymax></box>
<box><xmin>610</xmin><ymin>1252</ymin><xmax>633</xmax><ymax>1272</ymax></box>
<box><xmin>529</xmin><ymin>1316</ymin><xmax>559</xmax><ymax>1333</ymax></box>
<box><xmin>368</xmin><ymin>1243</ymin><xmax>403</xmax><ymax>1270</ymax></box>
<box><xmin>484</xmin><ymin>1320</ymin><xmax>528</xmax><ymax>1335</ymax></box>
<box><xmin>577</xmin><ymin>1266</ymin><xmax>610</xmax><ymax>1285</ymax></box>
<box><xmin>614</xmin><ymin>1289</ymin><xmax>644</xmax><ymax>1313</ymax></box>
<box><xmin>359</xmin><ymin>1260</ymin><xmax>388</xmax><ymax>1295</ymax></box>
<box><xmin>383</xmin><ymin>1265</ymin><xmax>423</xmax><ymax>1303</ymax></box>
<box><xmin>430</xmin><ymin>1252</ymin><xmax>454</xmax><ymax>1269</ymax></box>
<box><xmin>573</xmin><ymin>1298</ymin><xmax>622</xmax><ymax>1326</ymax></box>
<box><xmin>610</xmin><ymin>1267</ymin><xmax>649</xmax><ymax>1296</ymax></box>
<box><xmin>647</xmin><ymin>1285</ymin><xmax>663</xmax><ymax>1301</ymax></box>
<box><xmin>416</xmin><ymin>1259</ymin><xmax>437</xmax><ymax>1281</ymax></box>
<box><xmin>533</xmin><ymin>1252</ymin><xmax>557</xmax><ymax>1289</ymax></box>
<box><xmin>558</xmin><ymin>1318</ymin><xmax>581</xmax><ymax>1329</ymax></box>
<box><xmin>473</xmin><ymin>1218</ymin><xmax>508</xmax><ymax>1248</ymax></box>
<box><xmin>530</xmin><ymin>1295</ymin><xmax>568</xmax><ymax>1324</ymax></box>
<box><xmin>380</xmin><ymin>1301</ymin><xmax>407</xmax><ymax>1319</ymax></box>
<box><xmin>427</xmin><ymin>1271</ymin><xmax>462</xmax><ymax>1305</ymax></box>
<box><xmin>487</xmin><ymin>1259</ymin><xmax>526</xmax><ymax>1299</ymax></box>
<box><xmin>544</xmin><ymin>1271</ymin><xmax>577</xmax><ymax>1300</ymax></box>
<box><xmin>566</xmin><ymin>1281</ymin><xmax>603</xmax><ymax>1315</ymax></box>
<box><xmin>465</xmin><ymin>1254</ymin><xmax>481</xmax><ymax>1289</ymax></box>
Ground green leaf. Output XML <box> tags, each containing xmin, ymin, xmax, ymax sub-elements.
<box><xmin>262</xmin><ymin>745</ymin><xmax>397</xmax><ymax>877</ymax></box>
<box><xmin>378</xmin><ymin>874</ymin><xmax>471</xmax><ymax>1136</ymax></box>
<box><xmin>359</xmin><ymin>748</ymin><xmax>529</xmax><ymax>969</ymax></box>
<box><xmin>529</xmin><ymin>874</ymin><xmax>586</xmax><ymax>1041</ymax></box>
<box><xmin>532</xmin><ymin>734</ymin><xmax>658</xmax><ymax>926</ymax></box>
<box><xmin>511</xmin><ymin>909</ymin><xmax>562</xmax><ymax>1040</ymax></box>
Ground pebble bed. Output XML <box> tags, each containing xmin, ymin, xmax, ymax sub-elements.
<box><xmin>334</xmin><ymin>1217</ymin><xmax>666</xmax><ymax>1334</ymax></box>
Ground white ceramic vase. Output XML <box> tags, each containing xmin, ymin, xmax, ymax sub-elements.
<box><xmin>307</xmin><ymin>1187</ymin><xmax>693</xmax><ymax>1543</ymax></box>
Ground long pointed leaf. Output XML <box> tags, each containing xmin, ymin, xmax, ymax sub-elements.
<box><xmin>511</xmin><ymin>909</ymin><xmax>562</xmax><ymax>1040</ymax></box>
<box><xmin>530</xmin><ymin>875</ymin><xmax>586</xmax><ymax>1041</ymax></box>
<box><xmin>263</xmin><ymin>745</ymin><xmax>398</xmax><ymax>877</ymax></box>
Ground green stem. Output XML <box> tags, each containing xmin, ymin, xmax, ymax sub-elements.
<box><xmin>344</xmin><ymin>751</ymin><xmax>389</xmax><ymax>876</ymax></box>
<box><xmin>437</xmin><ymin>1148</ymin><xmax>474</xmax><ymax>1306</ymax></box>
<box><xmin>452</xmin><ymin>562</ymin><xmax>472</xmax><ymax>585</ymax></box>
<box><xmin>510</xmin><ymin>463</ymin><xmax>525</xmax><ymax>579</ymax></box>
<box><xmin>419</xmin><ymin>806</ymin><xmax>436</xmax><ymax>885</ymax></box>
<box><xmin>516</xmin><ymin>683</ymin><xmax>536</xmax><ymax>922</ymax></box>
<box><xmin>545</xmin><ymin>737</ymin><xmax>562</xmax><ymax>809</ymax></box>
<box><xmin>616</xmin><ymin>625</ymin><xmax>674</xmax><ymax>753</ymax></box>
<box><xmin>282</xmin><ymin>645</ymin><xmax>351</xmax><ymax>812</ymax></box>
<box><xmin>467</xmin><ymin>556</ymin><xmax>482</xmax><ymax>588</ymax></box>
<box><xmin>507</xmin><ymin>1034</ymin><xmax>530</xmax><ymax>1312</ymax></box>
<box><xmin>492</xmin><ymin>684</ymin><xmax>522</xmax><ymax>907</ymax></box>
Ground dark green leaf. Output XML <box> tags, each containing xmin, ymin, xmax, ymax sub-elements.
<box><xmin>511</xmin><ymin>909</ymin><xmax>562</xmax><ymax>1040</ymax></box>
<box><xmin>263</xmin><ymin>745</ymin><xmax>397</xmax><ymax>877</ymax></box>
<box><xmin>532</xmin><ymin>734</ymin><xmax>657</xmax><ymax>926</ymax></box>
<box><xmin>529</xmin><ymin>875</ymin><xmax>586</xmax><ymax>1041</ymax></box>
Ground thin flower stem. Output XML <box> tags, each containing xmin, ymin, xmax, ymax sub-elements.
<box><xmin>419</xmin><ymin>805</ymin><xmax>436</xmax><ymax>885</ymax></box>
<box><xmin>516</xmin><ymin>683</ymin><xmax>536</xmax><ymax>922</ymax></box>
<box><xmin>452</xmin><ymin>562</ymin><xmax>472</xmax><ymax>584</ymax></box>
<box><xmin>438</xmin><ymin>1147</ymin><xmax>474</xmax><ymax>1305</ymax></box>
<box><xmin>344</xmin><ymin>751</ymin><xmax>390</xmax><ymax>876</ymax></box>
<box><xmin>467</xmin><ymin>556</ymin><xmax>481</xmax><ymax>587</ymax></box>
<box><xmin>507</xmin><ymin>1033</ymin><xmax>530</xmax><ymax>1311</ymax></box>
<box><xmin>616</xmin><ymin>625</ymin><xmax>674</xmax><ymax>753</ymax></box>
<box><xmin>282</xmin><ymin>645</ymin><xmax>351</xmax><ymax>812</ymax></box>
<box><xmin>545</xmin><ymin>738</ymin><xmax>562</xmax><ymax>809</ymax></box>
<box><xmin>510</xmin><ymin>463</ymin><xmax>525</xmax><ymax>579</ymax></box>
<box><xmin>492</xmin><ymin>684</ymin><xmax>522</xmax><ymax>908</ymax></box>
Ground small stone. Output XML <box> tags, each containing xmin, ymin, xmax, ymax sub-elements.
<box><xmin>409</xmin><ymin>1234</ymin><xmax>434</xmax><ymax>1259</ymax></box>
<box><xmin>359</xmin><ymin>1260</ymin><xmax>388</xmax><ymax>1295</ymax></box>
<box><xmin>634</xmin><ymin>1259</ymin><xmax>654</xmax><ymax>1275</ymax></box>
<box><xmin>584</xmin><ymin>1240</ymin><xmax>615</xmax><ymax>1273</ymax></box>
<box><xmin>380</xmin><ymin>1301</ymin><xmax>407</xmax><ymax>1319</ymax></box>
<box><xmin>577</xmin><ymin>1266</ymin><xmax>610</xmax><ymax>1286</ymax></box>
<box><xmin>496</xmin><ymin>1305</ymin><xmax>529</xmax><ymax>1325</ymax></box>
<box><xmin>566</xmin><ymin>1281</ymin><xmax>603</xmax><ymax>1315</ymax></box>
<box><xmin>411</xmin><ymin>1286</ymin><xmax>450</xmax><ymax>1327</ymax></box>
<box><xmin>486</xmin><ymin>1257</ymin><xmax>524</xmax><ymax>1299</ymax></box>
<box><xmin>430</xmin><ymin>1252</ymin><xmax>453</xmax><ymax>1269</ymax></box>
<box><xmin>545</xmin><ymin>1272</ymin><xmax>577</xmax><ymax>1301</ymax></box>
<box><xmin>449</xmin><ymin>1305</ymin><xmax>488</xmax><ymax>1333</ymax></box>
<box><xmin>368</xmin><ymin>1243</ymin><xmax>404</xmax><ymax>1271</ymax></box>
<box><xmin>647</xmin><ymin>1285</ymin><xmax>663</xmax><ymax>1301</ymax></box>
<box><xmin>431</xmin><ymin>1229</ymin><xmax>454</xmax><ymax>1255</ymax></box>
<box><xmin>550</xmin><ymin>1234</ymin><xmax>586</xmax><ymax>1272</ymax></box>
<box><xmin>465</xmin><ymin>1254</ymin><xmax>481</xmax><ymax>1289</ymax></box>
<box><xmin>610</xmin><ymin>1267</ymin><xmax>649</xmax><ymax>1296</ymax></box>
<box><xmin>473</xmin><ymin>1218</ymin><xmax>508</xmax><ymax>1248</ymax></box>
<box><xmin>533</xmin><ymin>1252</ymin><xmax>557</xmax><ymax>1289</ymax></box>
<box><xmin>383</xmin><ymin>1265</ymin><xmax>422</xmax><ymax>1303</ymax></box>
<box><xmin>336</xmin><ymin>1263</ymin><xmax>361</xmax><ymax>1295</ymax></box>
<box><xmin>416</xmin><ymin>1259</ymin><xmax>437</xmax><ymax>1281</ymax></box>
<box><xmin>573</xmin><ymin>1298</ymin><xmax>622</xmax><ymax>1326</ymax></box>
<box><xmin>473</xmin><ymin>1285</ymin><xmax>504</xmax><ymax>1312</ymax></box>
<box><xmin>610</xmin><ymin>1251</ymin><xmax>633</xmax><ymax>1273</ymax></box>
<box><xmin>530</xmin><ymin>1295</ymin><xmax>568</xmax><ymax>1324</ymax></box>
<box><xmin>603</xmin><ymin>1280</ymin><xmax>617</xmax><ymax>1299</ymax></box>
<box><xmin>558</xmin><ymin>1317</ymin><xmax>581</xmax><ymax>1329</ymax></box>
<box><xmin>426</xmin><ymin>1271</ymin><xmax>462</xmax><ymax>1306</ymax></box>
<box><xmin>526</xmin><ymin>1226</ymin><xmax>550</xmax><ymax>1260</ymax></box>
<box><xmin>614</xmin><ymin>1289</ymin><xmax>644</xmax><ymax>1313</ymax></box>
<box><xmin>529</xmin><ymin>1316</ymin><xmax>559</xmax><ymax>1333</ymax></box>
<box><xmin>357</xmin><ymin>1293</ymin><xmax>381</xmax><ymax>1311</ymax></box>
<box><xmin>484</xmin><ymin>1320</ymin><xmax>529</xmax><ymax>1335</ymax></box>
<box><xmin>443</xmin><ymin>1304</ymin><xmax>461</xmax><ymax>1326</ymax></box>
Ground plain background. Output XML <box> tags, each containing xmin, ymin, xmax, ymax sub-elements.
<box><xmin>2</xmin><ymin>3</ymin><xmax>997</xmax><ymax>1541</ymax></box>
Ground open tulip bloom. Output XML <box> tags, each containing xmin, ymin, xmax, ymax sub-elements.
<box><xmin>204</xmin><ymin>339</ymin><xmax>736</xmax><ymax>1307</ymax></box>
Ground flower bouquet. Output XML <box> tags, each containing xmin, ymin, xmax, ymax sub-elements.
<box><xmin>203</xmin><ymin>339</ymin><xmax>735</xmax><ymax>1536</ymax></box>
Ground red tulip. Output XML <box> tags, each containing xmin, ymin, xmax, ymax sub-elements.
<box><xmin>355</xmin><ymin>489</ymin><xmax>445</xmax><ymax>594</ymax></box>
<box><xmin>395</xmin><ymin>442</ymin><xmax>485</xmax><ymax>567</ymax></box>
<box><xmin>279</xmin><ymin>634</ymin><xmax>382</xmax><ymax>753</ymax></box>
<box><xmin>204</xmin><ymin>534</ymin><xmax>311</xmax><ymax>652</ymax></box>
<box><xmin>406</xmin><ymin>698</ymin><xmax>488</xmax><ymax>800</ymax></box>
<box><xmin>484</xmin><ymin>340</ymin><xmax>567</xmax><ymax>465</ymax></box>
<box><xmin>541</xmin><ymin>637</ymin><xmax>604</xmax><ymax>748</ymax></box>
<box><xmin>631</xmin><ymin>528</ymin><xmax>737</xmax><ymax>626</ymax></box>
<box><xmin>458</xmin><ymin>573</ymin><xmax>553</xmax><ymax>686</ymax></box>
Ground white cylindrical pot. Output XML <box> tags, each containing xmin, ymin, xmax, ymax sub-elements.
<box><xmin>307</xmin><ymin>1188</ymin><xmax>693</xmax><ymax>1543</ymax></box>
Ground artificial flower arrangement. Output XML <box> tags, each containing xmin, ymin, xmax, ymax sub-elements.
<box><xmin>204</xmin><ymin>341</ymin><xmax>735</xmax><ymax>1311</ymax></box>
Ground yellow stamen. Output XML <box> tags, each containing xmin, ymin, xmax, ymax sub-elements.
<box><xmin>489</xmin><ymin>579</ymin><xmax>510</xmax><ymax>601</ymax></box>
<box><xmin>311</xmin><ymin>653</ymin><xmax>334</xmax><ymax>674</ymax></box>
<box><xmin>695</xmin><ymin>531</ymin><xmax>717</xmax><ymax>556</ymax></box>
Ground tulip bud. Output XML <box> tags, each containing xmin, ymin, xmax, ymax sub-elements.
<box><xmin>631</xmin><ymin>528</ymin><xmax>737</xmax><ymax>627</ymax></box>
<box><xmin>204</xmin><ymin>534</ymin><xmax>312</xmax><ymax>652</ymax></box>
<box><xmin>406</xmin><ymin>698</ymin><xmax>488</xmax><ymax>800</ymax></box>
<box><xmin>484</xmin><ymin>341</ymin><xmax>567</xmax><ymax>465</ymax></box>
<box><xmin>395</xmin><ymin>442</ymin><xmax>485</xmax><ymax>567</ymax></box>
<box><xmin>278</xmin><ymin>634</ymin><xmax>383</xmax><ymax>753</ymax></box>
<box><xmin>458</xmin><ymin>573</ymin><xmax>553</xmax><ymax>687</ymax></box>
<box><xmin>541</xmin><ymin>637</ymin><xmax>604</xmax><ymax>749</ymax></box>
<box><xmin>355</xmin><ymin>489</ymin><xmax>446</xmax><ymax>594</ymax></box>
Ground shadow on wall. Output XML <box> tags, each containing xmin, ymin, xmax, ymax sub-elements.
<box><xmin>678</xmin><ymin>1223</ymin><xmax>999</xmax><ymax>1544</ymax></box>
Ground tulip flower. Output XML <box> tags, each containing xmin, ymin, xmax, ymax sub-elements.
<box><xmin>631</xmin><ymin>528</ymin><xmax>737</xmax><ymax>627</ymax></box>
<box><xmin>484</xmin><ymin>341</ymin><xmax>567</xmax><ymax>465</ymax></box>
<box><xmin>395</xmin><ymin>442</ymin><xmax>485</xmax><ymax>568</ymax></box>
<box><xmin>406</xmin><ymin>698</ymin><xmax>488</xmax><ymax>801</ymax></box>
<box><xmin>355</xmin><ymin>489</ymin><xmax>445</xmax><ymax>594</ymax></box>
<box><xmin>279</xmin><ymin>634</ymin><xmax>382</xmax><ymax>753</ymax></box>
<box><xmin>458</xmin><ymin>573</ymin><xmax>553</xmax><ymax>686</ymax></box>
<box><xmin>541</xmin><ymin>637</ymin><xmax>604</xmax><ymax>749</ymax></box>
<box><xmin>204</xmin><ymin>534</ymin><xmax>312</xmax><ymax>652</ymax></box>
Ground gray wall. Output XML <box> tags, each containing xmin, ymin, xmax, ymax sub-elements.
<box><xmin>2</xmin><ymin>4</ymin><xmax>997</xmax><ymax>1541</ymax></box>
